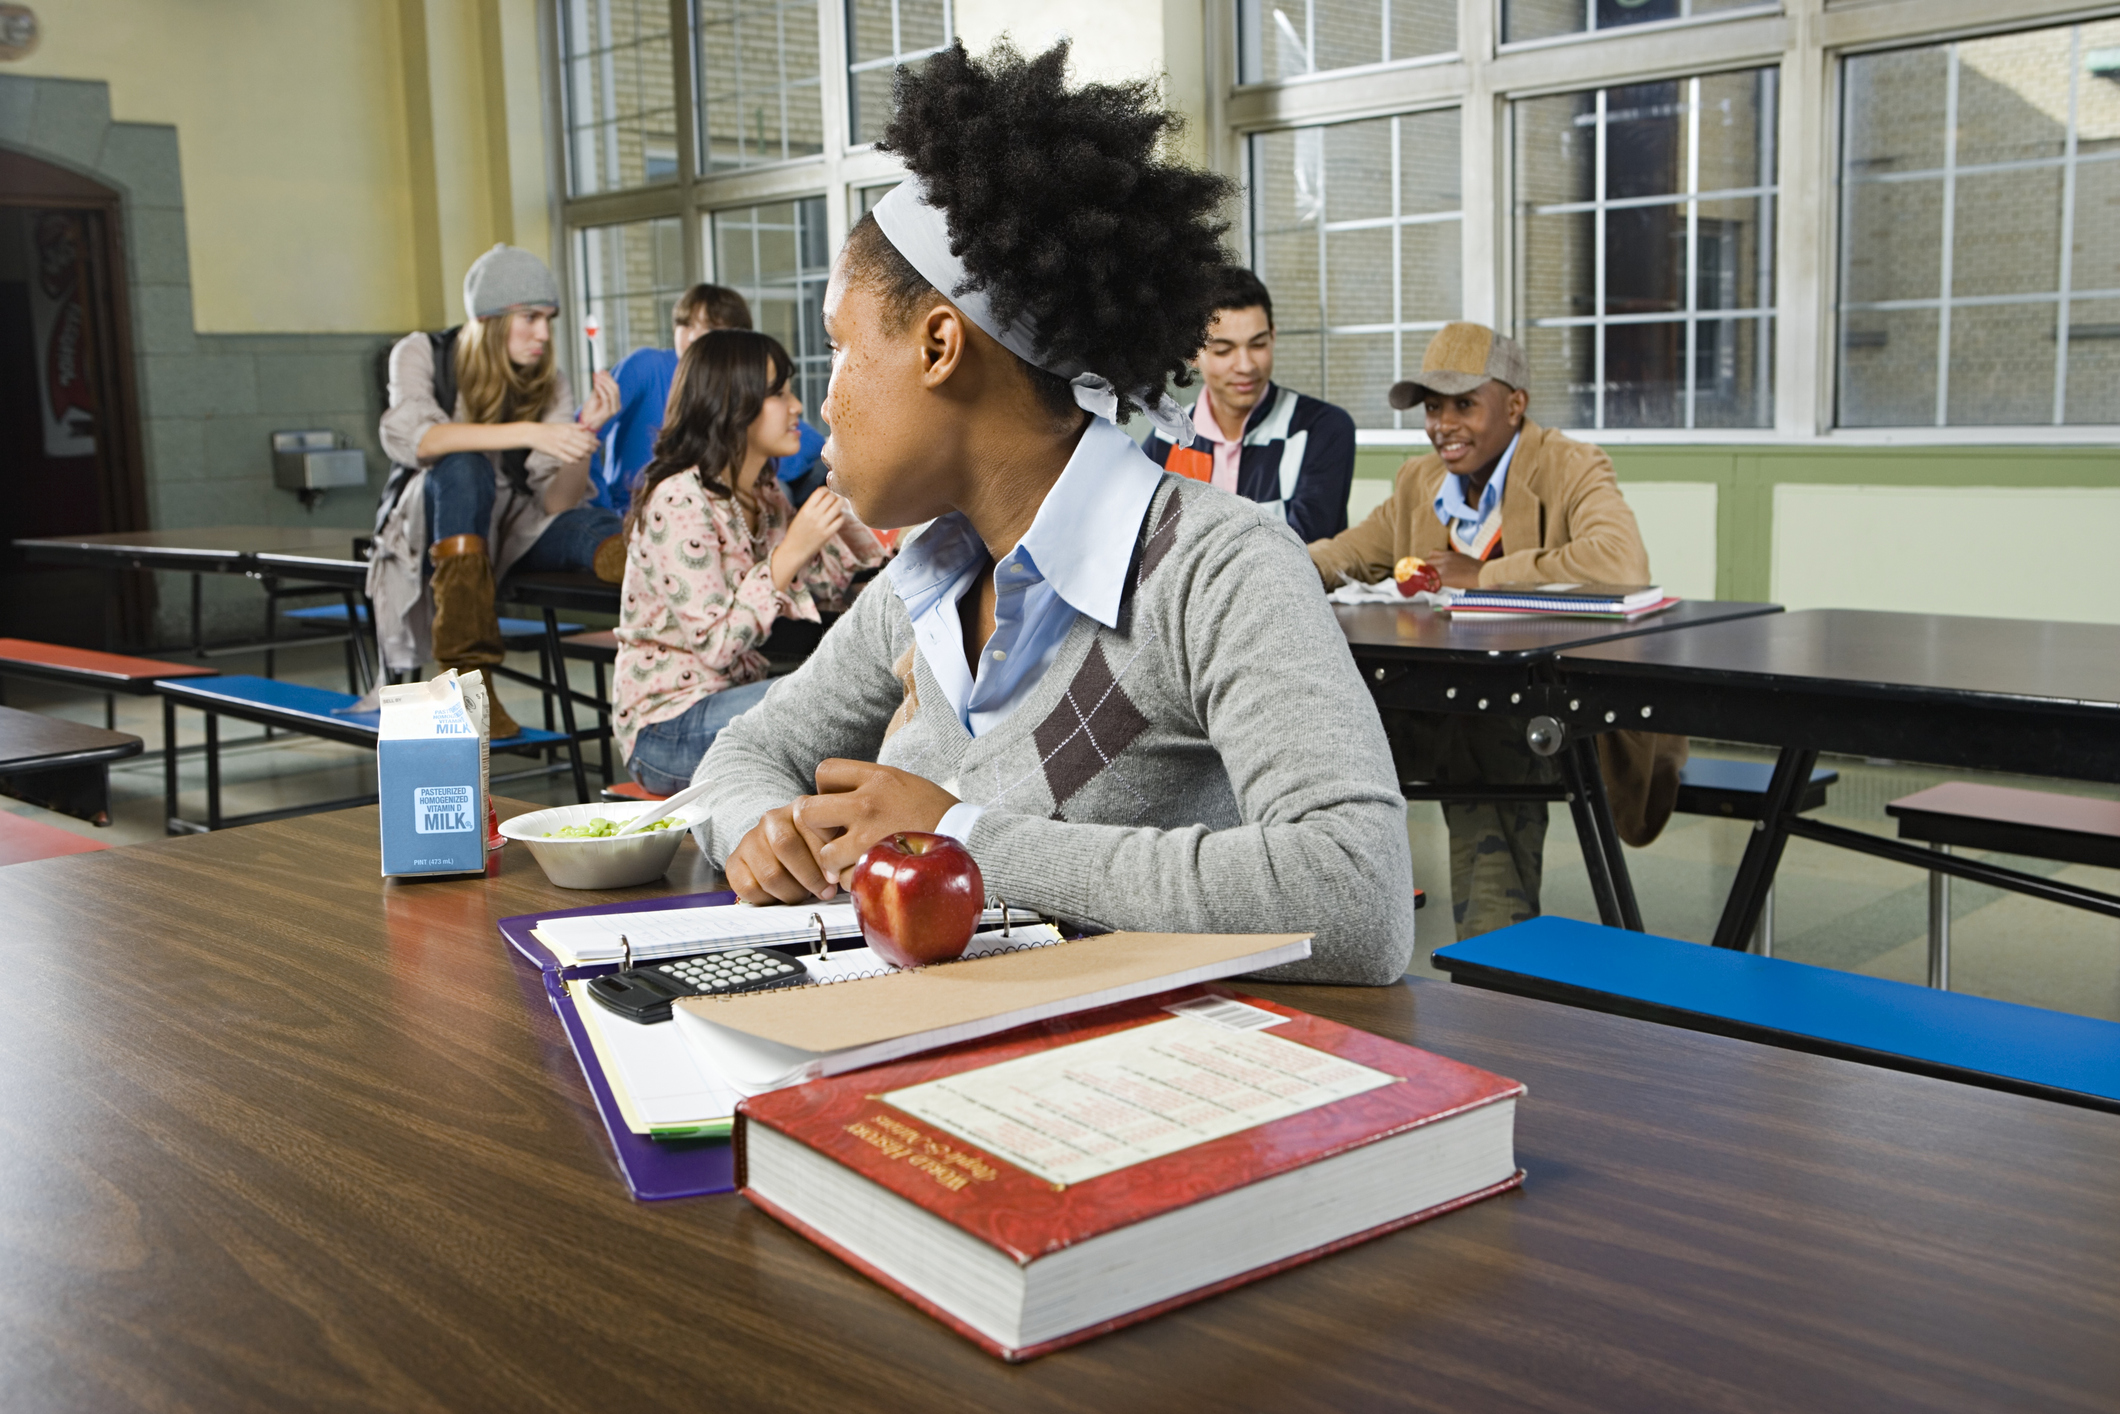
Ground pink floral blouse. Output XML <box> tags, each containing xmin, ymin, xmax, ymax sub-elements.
<box><xmin>613</xmin><ymin>471</ymin><xmax>884</xmax><ymax>761</ymax></box>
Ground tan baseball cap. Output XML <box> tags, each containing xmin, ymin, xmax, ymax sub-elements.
<box><xmin>1387</xmin><ymin>322</ymin><xmax>1530</xmax><ymax>408</ymax></box>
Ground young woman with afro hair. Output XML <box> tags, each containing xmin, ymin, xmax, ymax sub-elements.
<box><xmin>682</xmin><ymin>39</ymin><xmax>1417</xmax><ymax>984</ymax></box>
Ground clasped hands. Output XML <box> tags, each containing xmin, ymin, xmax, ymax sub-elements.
<box><xmin>726</xmin><ymin>759</ymin><xmax>961</xmax><ymax>904</ymax></box>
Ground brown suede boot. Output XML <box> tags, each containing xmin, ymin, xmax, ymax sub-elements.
<box><xmin>429</xmin><ymin>533</ymin><xmax>522</xmax><ymax>740</ymax></box>
<box><xmin>593</xmin><ymin>533</ymin><xmax>627</xmax><ymax>584</ymax></box>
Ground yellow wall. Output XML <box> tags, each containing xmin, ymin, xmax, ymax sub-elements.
<box><xmin>10</xmin><ymin>0</ymin><xmax>551</xmax><ymax>333</ymax></box>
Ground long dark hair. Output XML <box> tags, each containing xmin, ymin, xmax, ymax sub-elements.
<box><xmin>623</xmin><ymin>327</ymin><xmax>794</xmax><ymax>542</ymax></box>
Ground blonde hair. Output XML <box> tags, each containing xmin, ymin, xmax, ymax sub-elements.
<box><xmin>455</xmin><ymin>311</ymin><xmax>557</xmax><ymax>425</ymax></box>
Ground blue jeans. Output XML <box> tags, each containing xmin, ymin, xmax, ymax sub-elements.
<box><xmin>626</xmin><ymin>678</ymin><xmax>775</xmax><ymax>795</ymax></box>
<box><xmin>424</xmin><ymin>450</ymin><xmax>621</xmax><ymax>570</ymax></box>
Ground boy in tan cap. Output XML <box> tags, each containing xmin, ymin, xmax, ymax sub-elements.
<box><xmin>1309</xmin><ymin>321</ymin><xmax>1683</xmax><ymax>939</ymax></box>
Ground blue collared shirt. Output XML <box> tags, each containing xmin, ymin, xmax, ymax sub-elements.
<box><xmin>1432</xmin><ymin>431</ymin><xmax>1522</xmax><ymax>549</ymax></box>
<box><xmin>887</xmin><ymin>417</ymin><xmax>1164</xmax><ymax>841</ymax></box>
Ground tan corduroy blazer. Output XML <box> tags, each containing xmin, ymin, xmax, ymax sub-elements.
<box><xmin>1308</xmin><ymin>418</ymin><xmax>1649</xmax><ymax>589</ymax></box>
<box><xmin>1308</xmin><ymin>417</ymin><xmax>1685</xmax><ymax>846</ymax></box>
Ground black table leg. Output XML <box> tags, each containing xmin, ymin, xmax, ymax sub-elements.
<box><xmin>1556</xmin><ymin>738</ymin><xmax>1628</xmax><ymax>930</ymax></box>
<box><xmin>543</xmin><ymin>607</ymin><xmax>588</xmax><ymax>803</ymax></box>
<box><xmin>1570</xmin><ymin>736</ymin><xmax>1644</xmax><ymax>932</ymax></box>
<box><xmin>163</xmin><ymin>696</ymin><xmax>179</xmax><ymax>835</ymax></box>
<box><xmin>1711</xmin><ymin>746</ymin><xmax>1820</xmax><ymax>951</ymax></box>
<box><xmin>205</xmin><ymin>710</ymin><xmax>222</xmax><ymax>832</ymax></box>
<box><xmin>594</xmin><ymin>660</ymin><xmax>613</xmax><ymax>785</ymax></box>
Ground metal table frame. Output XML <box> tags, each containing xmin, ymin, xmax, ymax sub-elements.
<box><xmin>1337</xmin><ymin>599</ymin><xmax>1783</xmax><ymax>932</ymax></box>
<box><xmin>1553</xmin><ymin>609</ymin><xmax>2120</xmax><ymax>958</ymax></box>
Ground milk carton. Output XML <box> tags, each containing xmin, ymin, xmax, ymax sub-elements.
<box><xmin>377</xmin><ymin>673</ymin><xmax>485</xmax><ymax>876</ymax></box>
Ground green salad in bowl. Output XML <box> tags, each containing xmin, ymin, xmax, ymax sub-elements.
<box><xmin>543</xmin><ymin>816</ymin><xmax>682</xmax><ymax>839</ymax></box>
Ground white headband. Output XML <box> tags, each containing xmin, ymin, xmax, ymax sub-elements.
<box><xmin>871</xmin><ymin>178</ymin><xmax>1195</xmax><ymax>446</ymax></box>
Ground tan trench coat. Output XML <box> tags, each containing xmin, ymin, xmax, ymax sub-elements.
<box><xmin>1309</xmin><ymin>418</ymin><xmax>1687</xmax><ymax>846</ymax></box>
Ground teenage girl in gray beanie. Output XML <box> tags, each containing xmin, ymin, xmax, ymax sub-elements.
<box><xmin>372</xmin><ymin>244</ymin><xmax>622</xmax><ymax>736</ymax></box>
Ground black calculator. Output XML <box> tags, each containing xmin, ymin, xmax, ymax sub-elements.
<box><xmin>585</xmin><ymin>947</ymin><xmax>807</xmax><ymax>1024</ymax></box>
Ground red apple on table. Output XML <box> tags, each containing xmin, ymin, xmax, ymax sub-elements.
<box><xmin>850</xmin><ymin>832</ymin><xmax>985</xmax><ymax>969</ymax></box>
<box><xmin>1394</xmin><ymin>555</ymin><xmax>1442</xmax><ymax>596</ymax></box>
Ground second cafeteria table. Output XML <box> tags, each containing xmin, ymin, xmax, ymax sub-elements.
<box><xmin>1337</xmin><ymin>598</ymin><xmax>1780</xmax><ymax>930</ymax></box>
<box><xmin>0</xmin><ymin>703</ymin><xmax>142</xmax><ymax>824</ymax></box>
<box><xmin>2</xmin><ymin>802</ymin><xmax>2113</xmax><ymax>1411</ymax></box>
<box><xmin>1555</xmin><ymin>609</ymin><xmax>2120</xmax><ymax>949</ymax></box>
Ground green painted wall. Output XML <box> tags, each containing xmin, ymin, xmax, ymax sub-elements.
<box><xmin>1352</xmin><ymin>444</ymin><xmax>2120</xmax><ymax>602</ymax></box>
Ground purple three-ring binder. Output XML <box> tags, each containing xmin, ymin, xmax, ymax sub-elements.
<box><xmin>499</xmin><ymin>890</ymin><xmax>739</xmax><ymax>1202</ymax></box>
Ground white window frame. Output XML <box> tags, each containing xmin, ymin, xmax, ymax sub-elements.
<box><xmin>1212</xmin><ymin>0</ymin><xmax>2120</xmax><ymax>445</ymax></box>
<box><xmin>542</xmin><ymin>0</ymin><xmax>920</xmax><ymax>392</ymax></box>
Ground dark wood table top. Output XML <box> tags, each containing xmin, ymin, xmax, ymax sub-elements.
<box><xmin>6</xmin><ymin>803</ymin><xmax>2117</xmax><ymax>1412</ymax></box>
<box><xmin>1558</xmin><ymin>608</ymin><xmax>2120</xmax><ymax>711</ymax></box>
<box><xmin>14</xmin><ymin>525</ymin><xmax>363</xmax><ymax>565</ymax></box>
<box><xmin>1336</xmin><ymin>598</ymin><xmax>1781</xmax><ymax>665</ymax></box>
<box><xmin>0</xmin><ymin>703</ymin><xmax>141</xmax><ymax>772</ymax></box>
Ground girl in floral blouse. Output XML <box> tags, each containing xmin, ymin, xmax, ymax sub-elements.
<box><xmin>614</xmin><ymin>329</ymin><xmax>883</xmax><ymax>794</ymax></box>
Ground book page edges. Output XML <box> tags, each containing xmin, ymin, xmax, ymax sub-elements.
<box><xmin>739</xmin><ymin>1167</ymin><xmax>1527</xmax><ymax>1362</ymax></box>
<box><xmin>672</xmin><ymin>931</ymin><xmax>1312</xmax><ymax>1054</ymax></box>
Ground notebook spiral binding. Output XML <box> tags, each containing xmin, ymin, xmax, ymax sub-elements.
<box><xmin>694</xmin><ymin>897</ymin><xmax>1057</xmax><ymax>999</ymax></box>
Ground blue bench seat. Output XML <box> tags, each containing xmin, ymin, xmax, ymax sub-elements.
<box><xmin>1433</xmin><ymin>916</ymin><xmax>2120</xmax><ymax>1114</ymax></box>
<box><xmin>282</xmin><ymin>603</ymin><xmax>584</xmax><ymax>640</ymax></box>
<box><xmin>158</xmin><ymin>675</ymin><xmax>562</xmax><ymax>748</ymax></box>
<box><xmin>156</xmin><ymin>674</ymin><xmax>567</xmax><ymax>833</ymax></box>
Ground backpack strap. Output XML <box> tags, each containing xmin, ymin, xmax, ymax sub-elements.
<box><xmin>373</xmin><ymin>326</ymin><xmax>465</xmax><ymax>536</ymax></box>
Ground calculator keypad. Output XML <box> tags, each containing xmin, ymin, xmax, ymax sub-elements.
<box><xmin>654</xmin><ymin>947</ymin><xmax>804</xmax><ymax>996</ymax></box>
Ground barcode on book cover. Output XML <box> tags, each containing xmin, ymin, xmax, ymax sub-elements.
<box><xmin>1162</xmin><ymin>996</ymin><xmax>1286</xmax><ymax>1031</ymax></box>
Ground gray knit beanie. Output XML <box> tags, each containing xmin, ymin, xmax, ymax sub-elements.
<box><xmin>462</xmin><ymin>244</ymin><xmax>559</xmax><ymax>320</ymax></box>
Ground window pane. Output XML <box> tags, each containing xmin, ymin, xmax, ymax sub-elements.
<box><xmin>2065</xmin><ymin>299</ymin><xmax>2120</xmax><ymax>424</ymax></box>
<box><xmin>1836</xmin><ymin>20</ymin><xmax>2120</xmax><ymax>427</ymax></box>
<box><xmin>710</xmin><ymin>197</ymin><xmax>833</xmax><ymax>419</ymax></box>
<box><xmin>1953</xmin><ymin>168</ymin><xmax>2062</xmax><ymax>298</ymax></box>
<box><xmin>1946</xmin><ymin>302</ymin><xmax>2056</xmax><ymax>425</ymax></box>
<box><xmin>575</xmin><ymin>217</ymin><xmax>687</xmax><ymax>373</ymax></box>
<box><xmin>1840</xmin><ymin>177</ymin><xmax>1942</xmax><ymax>305</ymax></box>
<box><xmin>847</xmin><ymin>0</ymin><xmax>952</xmax><ymax>146</ymax></box>
<box><xmin>561</xmin><ymin>0</ymin><xmax>679</xmax><ymax>195</ymax></box>
<box><xmin>1249</xmin><ymin>110</ymin><xmax>1464</xmax><ymax>429</ymax></box>
<box><xmin>1837</xmin><ymin>308</ymin><xmax>1938</xmax><ymax>427</ymax></box>
<box><xmin>695</xmin><ymin>0</ymin><xmax>825</xmax><ymax>172</ymax></box>
<box><xmin>1502</xmin><ymin>0</ymin><xmax>1764</xmax><ymax>47</ymax></box>
<box><xmin>1237</xmin><ymin>0</ymin><xmax>1456</xmax><ymax>84</ymax></box>
<box><xmin>1514</xmin><ymin>69</ymin><xmax>1777</xmax><ymax>429</ymax></box>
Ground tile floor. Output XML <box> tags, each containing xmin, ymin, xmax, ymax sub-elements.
<box><xmin>7</xmin><ymin>642</ymin><xmax>2118</xmax><ymax>1024</ymax></box>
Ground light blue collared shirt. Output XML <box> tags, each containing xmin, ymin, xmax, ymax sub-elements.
<box><xmin>887</xmin><ymin>417</ymin><xmax>1164</xmax><ymax>842</ymax></box>
<box><xmin>1433</xmin><ymin>431</ymin><xmax>1522</xmax><ymax>550</ymax></box>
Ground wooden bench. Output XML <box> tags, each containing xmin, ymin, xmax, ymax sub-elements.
<box><xmin>1432</xmin><ymin>915</ymin><xmax>2120</xmax><ymax>1114</ymax></box>
<box><xmin>154</xmin><ymin>675</ymin><xmax>570</xmax><ymax>834</ymax></box>
<box><xmin>1669</xmin><ymin>757</ymin><xmax>1840</xmax><ymax>954</ymax></box>
<box><xmin>1886</xmin><ymin>781</ymin><xmax>2120</xmax><ymax>991</ymax></box>
<box><xmin>0</xmin><ymin>638</ymin><xmax>216</xmax><ymax>729</ymax></box>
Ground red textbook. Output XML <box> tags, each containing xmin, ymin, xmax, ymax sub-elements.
<box><xmin>735</xmin><ymin>985</ymin><xmax>1525</xmax><ymax>1361</ymax></box>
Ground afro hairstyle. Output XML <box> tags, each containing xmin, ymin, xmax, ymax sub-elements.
<box><xmin>851</xmin><ymin>38</ymin><xmax>1237</xmax><ymax>424</ymax></box>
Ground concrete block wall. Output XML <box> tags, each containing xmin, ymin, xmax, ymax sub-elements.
<box><xmin>0</xmin><ymin>74</ymin><xmax>398</xmax><ymax>648</ymax></box>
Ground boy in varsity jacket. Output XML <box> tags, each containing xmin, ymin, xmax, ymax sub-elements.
<box><xmin>1142</xmin><ymin>266</ymin><xmax>1357</xmax><ymax>543</ymax></box>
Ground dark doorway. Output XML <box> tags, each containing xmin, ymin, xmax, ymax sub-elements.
<box><xmin>0</xmin><ymin>148</ymin><xmax>150</xmax><ymax>646</ymax></box>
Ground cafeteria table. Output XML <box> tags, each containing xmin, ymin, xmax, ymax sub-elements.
<box><xmin>1554</xmin><ymin>609</ymin><xmax>2120</xmax><ymax>950</ymax></box>
<box><xmin>4</xmin><ymin>801</ymin><xmax>2112</xmax><ymax>1411</ymax></box>
<box><xmin>1336</xmin><ymin>598</ymin><xmax>1781</xmax><ymax>930</ymax></box>
<box><xmin>0</xmin><ymin>702</ymin><xmax>142</xmax><ymax>824</ymax></box>
<box><xmin>14</xmin><ymin>526</ymin><xmax>375</xmax><ymax>685</ymax></box>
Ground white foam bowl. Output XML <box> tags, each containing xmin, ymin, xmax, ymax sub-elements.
<box><xmin>498</xmin><ymin>800</ymin><xmax>690</xmax><ymax>890</ymax></box>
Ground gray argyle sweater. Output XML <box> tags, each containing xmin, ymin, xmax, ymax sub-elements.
<box><xmin>689</xmin><ymin>475</ymin><xmax>1417</xmax><ymax>984</ymax></box>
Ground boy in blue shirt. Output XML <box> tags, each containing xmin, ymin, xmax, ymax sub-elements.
<box><xmin>591</xmin><ymin>283</ymin><xmax>827</xmax><ymax>517</ymax></box>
